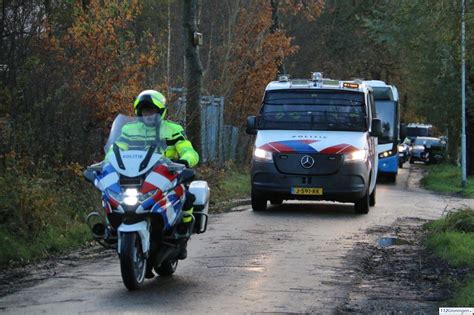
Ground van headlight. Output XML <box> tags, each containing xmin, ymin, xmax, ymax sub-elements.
<box><xmin>345</xmin><ymin>150</ymin><xmax>367</xmax><ymax>162</ymax></box>
<box><xmin>253</xmin><ymin>148</ymin><xmax>273</xmax><ymax>161</ymax></box>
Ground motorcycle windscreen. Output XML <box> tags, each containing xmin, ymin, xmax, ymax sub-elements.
<box><xmin>103</xmin><ymin>114</ymin><xmax>168</xmax><ymax>176</ymax></box>
<box><xmin>104</xmin><ymin>114</ymin><xmax>167</xmax><ymax>154</ymax></box>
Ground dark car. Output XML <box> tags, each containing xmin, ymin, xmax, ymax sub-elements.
<box><xmin>409</xmin><ymin>137</ymin><xmax>446</xmax><ymax>164</ymax></box>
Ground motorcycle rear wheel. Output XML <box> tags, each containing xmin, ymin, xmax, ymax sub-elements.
<box><xmin>120</xmin><ymin>232</ymin><xmax>146</xmax><ymax>290</ymax></box>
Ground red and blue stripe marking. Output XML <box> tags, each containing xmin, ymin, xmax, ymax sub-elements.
<box><xmin>258</xmin><ymin>140</ymin><xmax>358</xmax><ymax>154</ymax></box>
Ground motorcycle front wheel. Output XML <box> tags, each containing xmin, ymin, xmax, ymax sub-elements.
<box><xmin>120</xmin><ymin>232</ymin><xmax>146</xmax><ymax>290</ymax></box>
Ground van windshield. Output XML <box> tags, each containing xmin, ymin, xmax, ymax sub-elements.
<box><xmin>258</xmin><ymin>90</ymin><xmax>367</xmax><ymax>131</ymax></box>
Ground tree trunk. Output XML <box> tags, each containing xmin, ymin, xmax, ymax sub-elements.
<box><xmin>166</xmin><ymin>0</ymin><xmax>171</xmax><ymax>93</ymax></box>
<box><xmin>466</xmin><ymin>72</ymin><xmax>474</xmax><ymax>174</ymax></box>
<box><xmin>183</xmin><ymin>0</ymin><xmax>203</xmax><ymax>154</ymax></box>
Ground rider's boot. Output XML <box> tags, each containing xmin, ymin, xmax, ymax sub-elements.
<box><xmin>145</xmin><ymin>261</ymin><xmax>155</xmax><ymax>279</ymax></box>
<box><xmin>178</xmin><ymin>241</ymin><xmax>188</xmax><ymax>260</ymax></box>
<box><xmin>176</xmin><ymin>207</ymin><xmax>193</xmax><ymax>260</ymax></box>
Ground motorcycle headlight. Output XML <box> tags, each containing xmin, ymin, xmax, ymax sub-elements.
<box><xmin>254</xmin><ymin>148</ymin><xmax>273</xmax><ymax>161</ymax></box>
<box><xmin>107</xmin><ymin>189</ymin><xmax>123</xmax><ymax>203</ymax></box>
<box><xmin>345</xmin><ymin>149</ymin><xmax>367</xmax><ymax>162</ymax></box>
<box><xmin>397</xmin><ymin>145</ymin><xmax>404</xmax><ymax>152</ymax></box>
<box><xmin>139</xmin><ymin>189</ymin><xmax>158</xmax><ymax>201</ymax></box>
<box><xmin>123</xmin><ymin>188</ymin><xmax>139</xmax><ymax>206</ymax></box>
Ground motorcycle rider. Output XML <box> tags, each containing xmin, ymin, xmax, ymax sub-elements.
<box><xmin>113</xmin><ymin>90</ymin><xmax>199</xmax><ymax>277</ymax></box>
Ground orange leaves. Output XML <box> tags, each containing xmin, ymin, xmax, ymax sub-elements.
<box><xmin>45</xmin><ymin>0</ymin><xmax>157</xmax><ymax>123</ymax></box>
<box><xmin>223</xmin><ymin>1</ymin><xmax>300</xmax><ymax>125</ymax></box>
<box><xmin>279</xmin><ymin>0</ymin><xmax>324</xmax><ymax>21</ymax></box>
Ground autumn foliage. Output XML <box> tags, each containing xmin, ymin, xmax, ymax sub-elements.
<box><xmin>44</xmin><ymin>0</ymin><xmax>158</xmax><ymax>123</ymax></box>
<box><xmin>225</xmin><ymin>4</ymin><xmax>297</xmax><ymax>125</ymax></box>
<box><xmin>0</xmin><ymin>0</ymin><xmax>325</xmax><ymax>170</ymax></box>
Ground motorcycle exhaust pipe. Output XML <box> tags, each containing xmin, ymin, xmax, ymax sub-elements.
<box><xmin>92</xmin><ymin>223</ymin><xmax>106</xmax><ymax>239</ymax></box>
<box><xmin>154</xmin><ymin>246</ymin><xmax>181</xmax><ymax>268</ymax></box>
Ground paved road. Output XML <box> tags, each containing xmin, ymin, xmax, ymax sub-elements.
<box><xmin>1</xmin><ymin>165</ymin><xmax>472</xmax><ymax>314</ymax></box>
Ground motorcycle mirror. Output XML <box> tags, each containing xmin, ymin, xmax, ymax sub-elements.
<box><xmin>83</xmin><ymin>168</ymin><xmax>96</xmax><ymax>183</ymax></box>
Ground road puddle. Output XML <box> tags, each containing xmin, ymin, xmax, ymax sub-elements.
<box><xmin>377</xmin><ymin>237</ymin><xmax>411</xmax><ymax>247</ymax></box>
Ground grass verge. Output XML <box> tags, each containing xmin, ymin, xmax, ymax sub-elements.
<box><xmin>421</xmin><ymin>164</ymin><xmax>474</xmax><ymax>197</ymax></box>
<box><xmin>0</xmin><ymin>165</ymin><xmax>99</xmax><ymax>270</ymax></box>
<box><xmin>197</xmin><ymin>162</ymin><xmax>251</xmax><ymax>212</ymax></box>
<box><xmin>424</xmin><ymin>208</ymin><xmax>474</xmax><ymax>306</ymax></box>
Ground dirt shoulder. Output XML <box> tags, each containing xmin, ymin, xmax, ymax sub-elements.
<box><xmin>337</xmin><ymin>165</ymin><xmax>468</xmax><ymax>313</ymax></box>
<box><xmin>337</xmin><ymin>217</ymin><xmax>468</xmax><ymax>314</ymax></box>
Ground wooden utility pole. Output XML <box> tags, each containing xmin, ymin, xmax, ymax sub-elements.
<box><xmin>183</xmin><ymin>0</ymin><xmax>203</xmax><ymax>153</ymax></box>
<box><xmin>461</xmin><ymin>0</ymin><xmax>467</xmax><ymax>186</ymax></box>
<box><xmin>270</xmin><ymin>0</ymin><xmax>286</xmax><ymax>77</ymax></box>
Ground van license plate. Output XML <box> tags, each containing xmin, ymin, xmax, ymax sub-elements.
<box><xmin>291</xmin><ymin>187</ymin><xmax>323</xmax><ymax>195</ymax></box>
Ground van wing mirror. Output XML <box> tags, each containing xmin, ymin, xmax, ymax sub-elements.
<box><xmin>246</xmin><ymin>116</ymin><xmax>257</xmax><ymax>135</ymax></box>
<box><xmin>370</xmin><ymin>118</ymin><xmax>383</xmax><ymax>137</ymax></box>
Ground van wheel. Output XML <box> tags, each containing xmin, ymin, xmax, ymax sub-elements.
<box><xmin>354</xmin><ymin>187</ymin><xmax>370</xmax><ymax>214</ymax></box>
<box><xmin>369</xmin><ymin>186</ymin><xmax>376</xmax><ymax>207</ymax></box>
<box><xmin>387</xmin><ymin>173</ymin><xmax>397</xmax><ymax>183</ymax></box>
<box><xmin>251</xmin><ymin>190</ymin><xmax>267</xmax><ymax>211</ymax></box>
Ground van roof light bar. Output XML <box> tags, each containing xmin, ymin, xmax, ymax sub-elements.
<box><xmin>278</xmin><ymin>74</ymin><xmax>290</xmax><ymax>82</ymax></box>
<box><xmin>312</xmin><ymin>72</ymin><xmax>323</xmax><ymax>87</ymax></box>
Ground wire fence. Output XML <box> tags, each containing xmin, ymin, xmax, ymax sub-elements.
<box><xmin>172</xmin><ymin>95</ymin><xmax>239</xmax><ymax>163</ymax></box>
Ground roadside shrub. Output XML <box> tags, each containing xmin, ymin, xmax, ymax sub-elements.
<box><xmin>428</xmin><ymin>208</ymin><xmax>474</xmax><ymax>233</ymax></box>
<box><xmin>0</xmin><ymin>165</ymin><xmax>99</xmax><ymax>268</ymax></box>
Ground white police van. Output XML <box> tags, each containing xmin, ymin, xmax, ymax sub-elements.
<box><xmin>246</xmin><ymin>73</ymin><xmax>382</xmax><ymax>214</ymax></box>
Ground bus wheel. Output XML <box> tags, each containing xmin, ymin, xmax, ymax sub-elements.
<box><xmin>388</xmin><ymin>173</ymin><xmax>397</xmax><ymax>183</ymax></box>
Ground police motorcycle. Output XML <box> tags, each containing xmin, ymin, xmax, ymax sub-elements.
<box><xmin>83</xmin><ymin>114</ymin><xmax>209</xmax><ymax>290</ymax></box>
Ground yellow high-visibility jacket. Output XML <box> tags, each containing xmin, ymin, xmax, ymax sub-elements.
<box><xmin>113</xmin><ymin>120</ymin><xmax>199</xmax><ymax>168</ymax></box>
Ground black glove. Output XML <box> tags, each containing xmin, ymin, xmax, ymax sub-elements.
<box><xmin>175</xmin><ymin>159</ymin><xmax>190</xmax><ymax>168</ymax></box>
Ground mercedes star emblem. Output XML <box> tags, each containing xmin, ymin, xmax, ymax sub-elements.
<box><xmin>300</xmin><ymin>155</ymin><xmax>315</xmax><ymax>169</ymax></box>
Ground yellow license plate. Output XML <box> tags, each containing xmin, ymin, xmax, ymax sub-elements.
<box><xmin>291</xmin><ymin>187</ymin><xmax>323</xmax><ymax>195</ymax></box>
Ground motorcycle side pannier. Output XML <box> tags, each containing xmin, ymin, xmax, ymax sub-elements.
<box><xmin>189</xmin><ymin>180</ymin><xmax>210</xmax><ymax>234</ymax></box>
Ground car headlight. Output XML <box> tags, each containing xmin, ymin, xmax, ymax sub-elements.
<box><xmin>123</xmin><ymin>188</ymin><xmax>139</xmax><ymax>206</ymax></box>
<box><xmin>107</xmin><ymin>189</ymin><xmax>123</xmax><ymax>203</ymax></box>
<box><xmin>254</xmin><ymin>148</ymin><xmax>273</xmax><ymax>161</ymax></box>
<box><xmin>345</xmin><ymin>149</ymin><xmax>367</xmax><ymax>162</ymax></box>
